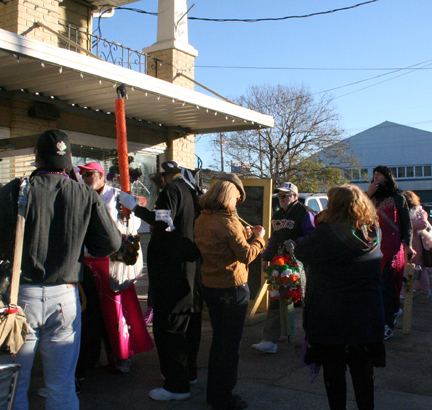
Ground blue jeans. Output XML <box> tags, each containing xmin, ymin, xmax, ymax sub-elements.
<box><xmin>1</xmin><ymin>284</ymin><xmax>81</xmax><ymax>410</ymax></box>
<box><xmin>203</xmin><ymin>283</ymin><xmax>250</xmax><ymax>407</ymax></box>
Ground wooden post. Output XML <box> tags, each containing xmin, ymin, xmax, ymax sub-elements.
<box><xmin>402</xmin><ymin>263</ymin><xmax>415</xmax><ymax>335</ymax></box>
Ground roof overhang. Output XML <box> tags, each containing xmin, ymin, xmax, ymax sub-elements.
<box><xmin>0</xmin><ymin>29</ymin><xmax>274</xmax><ymax>135</ymax></box>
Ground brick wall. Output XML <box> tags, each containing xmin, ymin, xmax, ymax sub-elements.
<box><xmin>0</xmin><ymin>0</ymin><xmax>60</xmax><ymax>45</ymax></box>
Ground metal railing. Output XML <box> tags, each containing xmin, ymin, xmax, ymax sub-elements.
<box><xmin>58</xmin><ymin>22</ymin><xmax>161</xmax><ymax>76</ymax></box>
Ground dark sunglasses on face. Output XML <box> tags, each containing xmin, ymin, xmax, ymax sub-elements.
<box><xmin>82</xmin><ymin>171</ymin><xmax>99</xmax><ymax>178</ymax></box>
<box><xmin>278</xmin><ymin>192</ymin><xmax>294</xmax><ymax>199</ymax></box>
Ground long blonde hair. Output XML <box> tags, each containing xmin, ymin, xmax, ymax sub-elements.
<box><xmin>319</xmin><ymin>184</ymin><xmax>377</xmax><ymax>230</ymax></box>
<box><xmin>199</xmin><ymin>180</ymin><xmax>240</xmax><ymax>213</ymax></box>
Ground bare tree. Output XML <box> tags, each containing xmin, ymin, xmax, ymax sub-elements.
<box><xmin>223</xmin><ymin>84</ymin><xmax>356</xmax><ymax>191</ymax></box>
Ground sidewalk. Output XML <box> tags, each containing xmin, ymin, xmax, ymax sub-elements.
<box><xmin>28</xmin><ymin>275</ymin><xmax>432</xmax><ymax>409</ymax></box>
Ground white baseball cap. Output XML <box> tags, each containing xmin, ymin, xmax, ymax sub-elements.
<box><xmin>275</xmin><ymin>182</ymin><xmax>298</xmax><ymax>195</ymax></box>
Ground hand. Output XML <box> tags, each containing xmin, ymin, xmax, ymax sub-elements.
<box><xmin>406</xmin><ymin>245</ymin><xmax>417</xmax><ymax>263</ymax></box>
<box><xmin>262</xmin><ymin>260</ymin><xmax>268</xmax><ymax>273</ymax></box>
<box><xmin>119</xmin><ymin>191</ymin><xmax>138</xmax><ymax>211</ymax></box>
<box><xmin>244</xmin><ymin>225</ymin><xmax>253</xmax><ymax>240</ymax></box>
<box><xmin>253</xmin><ymin>225</ymin><xmax>265</xmax><ymax>239</ymax></box>
<box><xmin>367</xmin><ymin>182</ymin><xmax>380</xmax><ymax>198</ymax></box>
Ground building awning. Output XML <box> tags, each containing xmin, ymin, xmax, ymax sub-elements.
<box><xmin>0</xmin><ymin>29</ymin><xmax>274</xmax><ymax>135</ymax></box>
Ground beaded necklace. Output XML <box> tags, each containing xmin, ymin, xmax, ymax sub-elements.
<box><xmin>36</xmin><ymin>171</ymin><xmax>70</xmax><ymax>178</ymax></box>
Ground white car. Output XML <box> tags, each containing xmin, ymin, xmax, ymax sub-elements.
<box><xmin>272</xmin><ymin>193</ymin><xmax>327</xmax><ymax>214</ymax></box>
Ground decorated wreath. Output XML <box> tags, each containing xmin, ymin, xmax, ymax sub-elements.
<box><xmin>106</xmin><ymin>149</ymin><xmax>142</xmax><ymax>183</ymax></box>
<box><xmin>265</xmin><ymin>240</ymin><xmax>306</xmax><ymax>306</ymax></box>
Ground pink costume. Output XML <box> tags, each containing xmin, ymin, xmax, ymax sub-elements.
<box><xmin>85</xmin><ymin>184</ymin><xmax>153</xmax><ymax>359</ymax></box>
<box><xmin>376</xmin><ymin>197</ymin><xmax>405</xmax><ymax>312</ymax></box>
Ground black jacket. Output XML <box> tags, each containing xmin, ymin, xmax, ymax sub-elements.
<box><xmin>0</xmin><ymin>170</ymin><xmax>121</xmax><ymax>284</ymax></box>
<box><xmin>296</xmin><ymin>222</ymin><xmax>384</xmax><ymax>345</ymax></box>
<box><xmin>134</xmin><ymin>177</ymin><xmax>198</xmax><ymax>313</ymax></box>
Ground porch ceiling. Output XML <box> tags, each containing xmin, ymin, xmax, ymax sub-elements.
<box><xmin>0</xmin><ymin>29</ymin><xmax>274</xmax><ymax>135</ymax></box>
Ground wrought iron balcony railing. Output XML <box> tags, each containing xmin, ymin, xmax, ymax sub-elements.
<box><xmin>58</xmin><ymin>22</ymin><xmax>160</xmax><ymax>76</ymax></box>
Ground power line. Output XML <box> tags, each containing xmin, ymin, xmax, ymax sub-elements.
<box><xmin>107</xmin><ymin>1</ymin><xmax>379</xmax><ymax>23</ymax></box>
<box><xmin>196</xmin><ymin>65</ymin><xmax>432</xmax><ymax>71</ymax></box>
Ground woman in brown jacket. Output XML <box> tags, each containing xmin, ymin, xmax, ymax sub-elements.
<box><xmin>194</xmin><ymin>173</ymin><xmax>265</xmax><ymax>410</ymax></box>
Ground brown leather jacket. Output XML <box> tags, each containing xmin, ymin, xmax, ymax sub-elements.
<box><xmin>194</xmin><ymin>210</ymin><xmax>265</xmax><ymax>288</ymax></box>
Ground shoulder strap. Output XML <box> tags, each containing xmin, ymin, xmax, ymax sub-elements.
<box><xmin>9</xmin><ymin>178</ymin><xmax>29</xmax><ymax>307</ymax></box>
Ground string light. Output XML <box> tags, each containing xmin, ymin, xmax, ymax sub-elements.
<box><xmin>59</xmin><ymin>67</ymin><xmax>62</xmax><ymax>73</ymax></box>
<box><xmin>41</xmin><ymin>62</ymin><xmax>45</xmax><ymax>68</ymax></box>
<box><xmin>80</xmin><ymin>72</ymin><xmax>84</xmax><ymax>78</ymax></box>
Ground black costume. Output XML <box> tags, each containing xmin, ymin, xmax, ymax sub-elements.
<box><xmin>134</xmin><ymin>175</ymin><xmax>201</xmax><ymax>393</ymax></box>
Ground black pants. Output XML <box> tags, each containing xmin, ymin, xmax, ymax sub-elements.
<box><xmin>321</xmin><ymin>345</ymin><xmax>375</xmax><ymax>410</ymax></box>
<box><xmin>203</xmin><ymin>283</ymin><xmax>250</xmax><ymax>407</ymax></box>
<box><xmin>152</xmin><ymin>310</ymin><xmax>202</xmax><ymax>393</ymax></box>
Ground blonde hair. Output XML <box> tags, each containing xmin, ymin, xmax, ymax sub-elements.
<box><xmin>319</xmin><ymin>184</ymin><xmax>377</xmax><ymax>230</ymax></box>
<box><xmin>199</xmin><ymin>179</ymin><xmax>240</xmax><ymax>213</ymax></box>
<box><xmin>402</xmin><ymin>190</ymin><xmax>421</xmax><ymax>208</ymax></box>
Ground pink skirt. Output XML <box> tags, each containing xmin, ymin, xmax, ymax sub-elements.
<box><xmin>85</xmin><ymin>257</ymin><xmax>154</xmax><ymax>360</ymax></box>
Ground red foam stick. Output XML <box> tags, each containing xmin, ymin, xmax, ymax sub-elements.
<box><xmin>115</xmin><ymin>97</ymin><xmax>131</xmax><ymax>215</ymax></box>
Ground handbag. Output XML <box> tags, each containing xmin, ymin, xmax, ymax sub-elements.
<box><xmin>0</xmin><ymin>178</ymin><xmax>30</xmax><ymax>357</ymax></box>
<box><xmin>109</xmin><ymin>234</ymin><xmax>144</xmax><ymax>292</ymax></box>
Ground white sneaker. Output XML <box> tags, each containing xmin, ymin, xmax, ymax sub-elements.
<box><xmin>149</xmin><ymin>387</ymin><xmax>190</xmax><ymax>401</ymax></box>
<box><xmin>115</xmin><ymin>359</ymin><xmax>131</xmax><ymax>374</ymax></box>
<box><xmin>393</xmin><ymin>308</ymin><xmax>403</xmax><ymax>326</ymax></box>
<box><xmin>251</xmin><ymin>340</ymin><xmax>277</xmax><ymax>353</ymax></box>
<box><xmin>384</xmin><ymin>325</ymin><xmax>393</xmax><ymax>340</ymax></box>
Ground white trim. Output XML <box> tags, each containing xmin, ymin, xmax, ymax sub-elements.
<box><xmin>0</xmin><ymin>29</ymin><xmax>273</xmax><ymax>130</ymax></box>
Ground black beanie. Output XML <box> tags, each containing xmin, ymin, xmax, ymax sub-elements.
<box><xmin>36</xmin><ymin>130</ymin><xmax>73</xmax><ymax>170</ymax></box>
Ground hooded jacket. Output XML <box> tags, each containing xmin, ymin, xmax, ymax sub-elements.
<box><xmin>296</xmin><ymin>222</ymin><xmax>384</xmax><ymax>345</ymax></box>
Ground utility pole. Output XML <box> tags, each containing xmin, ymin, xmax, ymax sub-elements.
<box><xmin>220</xmin><ymin>133</ymin><xmax>224</xmax><ymax>172</ymax></box>
<box><xmin>214</xmin><ymin>133</ymin><xmax>228</xmax><ymax>172</ymax></box>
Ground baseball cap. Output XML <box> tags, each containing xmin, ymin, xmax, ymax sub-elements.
<box><xmin>275</xmin><ymin>182</ymin><xmax>298</xmax><ymax>195</ymax></box>
<box><xmin>36</xmin><ymin>129</ymin><xmax>73</xmax><ymax>170</ymax></box>
<box><xmin>78</xmin><ymin>162</ymin><xmax>105</xmax><ymax>176</ymax></box>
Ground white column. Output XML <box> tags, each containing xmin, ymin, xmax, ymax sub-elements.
<box><xmin>143</xmin><ymin>0</ymin><xmax>198</xmax><ymax>57</ymax></box>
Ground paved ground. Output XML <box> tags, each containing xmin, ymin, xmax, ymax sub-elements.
<box><xmin>28</xmin><ymin>274</ymin><xmax>432</xmax><ymax>410</ymax></box>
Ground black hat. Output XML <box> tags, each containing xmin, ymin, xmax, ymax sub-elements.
<box><xmin>36</xmin><ymin>130</ymin><xmax>73</xmax><ymax>170</ymax></box>
<box><xmin>160</xmin><ymin>160</ymin><xmax>182</xmax><ymax>175</ymax></box>
<box><xmin>219</xmin><ymin>173</ymin><xmax>246</xmax><ymax>203</ymax></box>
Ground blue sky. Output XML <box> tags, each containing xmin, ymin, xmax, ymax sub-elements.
<box><xmin>95</xmin><ymin>0</ymin><xmax>432</xmax><ymax>169</ymax></box>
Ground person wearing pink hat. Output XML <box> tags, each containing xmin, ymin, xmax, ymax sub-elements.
<box><xmin>77</xmin><ymin>162</ymin><xmax>154</xmax><ymax>374</ymax></box>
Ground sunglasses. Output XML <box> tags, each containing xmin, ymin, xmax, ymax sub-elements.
<box><xmin>82</xmin><ymin>171</ymin><xmax>100</xmax><ymax>178</ymax></box>
<box><xmin>278</xmin><ymin>192</ymin><xmax>294</xmax><ymax>199</ymax></box>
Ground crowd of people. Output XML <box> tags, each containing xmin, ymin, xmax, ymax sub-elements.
<box><xmin>0</xmin><ymin>129</ymin><xmax>429</xmax><ymax>410</ymax></box>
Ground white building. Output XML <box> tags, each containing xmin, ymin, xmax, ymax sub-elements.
<box><xmin>342</xmin><ymin>121</ymin><xmax>432</xmax><ymax>202</ymax></box>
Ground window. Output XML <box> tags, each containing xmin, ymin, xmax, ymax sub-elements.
<box><xmin>320</xmin><ymin>198</ymin><xmax>328</xmax><ymax>209</ymax></box>
<box><xmin>345</xmin><ymin>168</ymin><xmax>369</xmax><ymax>181</ymax></box>
<box><xmin>425</xmin><ymin>166</ymin><xmax>431</xmax><ymax>177</ymax></box>
<box><xmin>397</xmin><ymin>167</ymin><xmax>406</xmax><ymax>178</ymax></box>
<box><xmin>306</xmin><ymin>199</ymin><xmax>320</xmax><ymax>213</ymax></box>
<box><xmin>389</xmin><ymin>167</ymin><xmax>397</xmax><ymax>177</ymax></box>
<box><xmin>415</xmin><ymin>166</ymin><xmax>423</xmax><ymax>177</ymax></box>
<box><xmin>406</xmin><ymin>167</ymin><xmax>414</xmax><ymax>178</ymax></box>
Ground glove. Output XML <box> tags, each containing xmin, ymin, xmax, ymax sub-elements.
<box><xmin>119</xmin><ymin>191</ymin><xmax>138</xmax><ymax>211</ymax></box>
